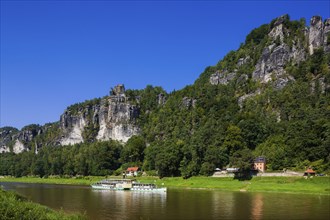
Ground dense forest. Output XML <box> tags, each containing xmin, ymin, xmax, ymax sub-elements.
<box><xmin>1</xmin><ymin>15</ymin><xmax>329</xmax><ymax>178</ymax></box>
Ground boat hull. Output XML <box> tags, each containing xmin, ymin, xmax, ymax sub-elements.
<box><xmin>91</xmin><ymin>184</ymin><xmax>167</xmax><ymax>192</ymax></box>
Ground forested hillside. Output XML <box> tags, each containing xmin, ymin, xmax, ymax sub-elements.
<box><xmin>1</xmin><ymin>15</ymin><xmax>329</xmax><ymax>178</ymax></box>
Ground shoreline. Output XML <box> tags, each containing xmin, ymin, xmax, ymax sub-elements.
<box><xmin>0</xmin><ymin>188</ymin><xmax>85</xmax><ymax>220</ymax></box>
<box><xmin>1</xmin><ymin>176</ymin><xmax>329</xmax><ymax>195</ymax></box>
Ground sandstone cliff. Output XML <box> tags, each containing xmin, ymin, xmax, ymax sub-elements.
<box><xmin>1</xmin><ymin>85</ymin><xmax>140</xmax><ymax>153</ymax></box>
<box><xmin>209</xmin><ymin>15</ymin><xmax>330</xmax><ymax>106</ymax></box>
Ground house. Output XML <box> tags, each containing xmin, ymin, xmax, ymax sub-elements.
<box><xmin>126</xmin><ymin>167</ymin><xmax>140</xmax><ymax>177</ymax></box>
<box><xmin>254</xmin><ymin>157</ymin><xmax>266</xmax><ymax>172</ymax></box>
<box><xmin>304</xmin><ymin>168</ymin><xmax>316</xmax><ymax>176</ymax></box>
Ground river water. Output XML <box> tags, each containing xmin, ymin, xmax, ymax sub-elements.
<box><xmin>1</xmin><ymin>182</ymin><xmax>329</xmax><ymax>220</ymax></box>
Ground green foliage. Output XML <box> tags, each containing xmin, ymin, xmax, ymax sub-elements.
<box><xmin>230</xmin><ymin>148</ymin><xmax>254</xmax><ymax>172</ymax></box>
<box><xmin>309</xmin><ymin>48</ymin><xmax>328</xmax><ymax>75</ymax></box>
<box><xmin>245</xmin><ymin>24</ymin><xmax>270</xmax><ymax>45</ymax></box>
<box><xmin>222</xmin><ymin>125</ymin><xmax>246</xmax><ymax>156</ymax></box>
<box><xmin>254</xmin><ymin>135</ymin><xmax>288</xmax><ymax>170</ymax></box>
<box><xmin>0</xmin><ymin>188</ymin><xmax>85</xmax><ymax>220</ymax></box>
<box><xmin>120</xmin><ymin>135</ymin><xmax>146</xmax><ymax>164</ymax></box>
<box><xmin>67</xmin><ymin>98</ymin><xmax>101</xmax><ymax>115</ymax></box>
<box><xmin>0</xmin><ymin>141</ymin><xmax>122</xmax><ymax>177</ymax></box>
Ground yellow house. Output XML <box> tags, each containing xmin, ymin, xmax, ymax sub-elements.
<box><xmin>254</xmin><ymin>157</ymin><xmax>266</xmax><ymax>172</ymax></box>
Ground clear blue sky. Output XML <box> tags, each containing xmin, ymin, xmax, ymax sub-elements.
<box><xmin>1</xmin><ymin>0</ymin><xmax>329</xmax><ymax>129</ymax></box>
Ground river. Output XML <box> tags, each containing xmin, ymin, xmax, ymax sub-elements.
<box><xmin>1</xmin><ymin>182</ymin><xmax>329</xmax><ymax>220</ymax></box>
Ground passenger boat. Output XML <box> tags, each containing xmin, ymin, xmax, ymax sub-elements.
<box><xmin>91</xmin><ymin>179</ymin><xmax>167</xmax><ymax>192</ymax></box>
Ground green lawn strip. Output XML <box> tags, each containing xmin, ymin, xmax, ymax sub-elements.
<box><xmin>0</xmin><ymin>176</ymin><xmax>105</xmax><ymax>185</ymax></box>
<box><xmin>0</xmin><ymin>188</ymin><xmax>85</xmax><ymax>220</ymax></box>
<box><xmin>248</xmin><ymin>177</ymin><xmax>330</xmax><ymax>194</ymax></box>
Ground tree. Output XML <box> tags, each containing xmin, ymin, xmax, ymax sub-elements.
<box><xmin>120</xmin><ymin>136</ymin><xmax>146</xmax><ymax>164</ymax></box>
<box><xmin>254</xmin><ymin>135</ymin><xmax>288</xmax><ymax>170</ymax></box>
<box><xmin>230</xmin><ymin>148</ymin><xmax>254</xmax><ymax>179</ymax></box>
<box><xmin>155</xmin><ymin>142</ymin><xmax>182</xmax><ymax>178</ymax></box>
<box><xmin>222</xmin><ymin>125</ymin><xmax>246</xmax><ymax>156</ymax></box>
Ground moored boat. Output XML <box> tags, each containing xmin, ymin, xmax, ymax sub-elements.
<box><xmin>91</xmin><ymin>179</ymin><xmax>133</xmax><ymax>190</ymax></box>
<box><xmin>91</xmin><ymin>179</ymin><xmax>167</xmax><ymax>192</ymax></box>
<box><xmin>131</xmin><ymin>183</ymin><xmax>167</xmax><ymax>192</ymax></box>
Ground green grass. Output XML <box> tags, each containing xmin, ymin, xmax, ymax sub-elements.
<box><xmin>0</xmin><ymin>188</ymin><xmax>85</xmax><ymax>220</ymax></box>
<box><xmin>0</xmin><ymin>176</ymin><xmax>105</xmax><ymax>185</ymax></box>
<box><xmin>1</xmin><ymin>176</ymin><xmax>329</xmax><ymax>195</ymax></box>
<box><xmin>137</xmin><ymin>176</ymin><xmax>330</xmax><ymax>194</ymax></box>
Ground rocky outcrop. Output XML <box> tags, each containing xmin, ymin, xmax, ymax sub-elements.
<box><xmin>60</xmin><ymin>84</ymin><xmax>140</xmax><ymax>145</ymax></box>
<box><xmin>252</xmin><ymin>43</ymin><xmax>291</xmax><ymax>84</ymax></box>
<box><xmin>182</xmin><ymin>97</ymin><xmax>197</xmax><ymax>108</ymax></box>
<box><xmin>237</xmin><ymin>56</ymin><xmax>250</xmax><ymax>67</ymax></box>
<box><xmin>0</xmin><ymin>125</ymin><xmax>41</xmax><ymax>154</ymax></box>
<box><xmin>13</xmin><ymin>140</ymin><xmax>26</xmax><ymax>154</ymax></box>
<box><xmin>238</xmin><ymin>89</ymin><xmax>261</xmax><ymax>108</ymax></box>
<box><xmin>210</xmin><ymin>15</ymin><xmax>329</xmax><ymax>92</ymax></box>
<box><xmin>323</xmin><ymin>18</ymin><xmax>330</xmax><ymax>53</ymax></box>
<box><xmin>1</xmin><ymin>84</ymin><xmax>141</xmax><ymax>153</ymax></box>
<box><xmin>311</xmin><ymin>77</ymin><xmax>330</xmax><ymax>94</ymax></box>
<box><xmin>96</xmin><ymin>97</ymin><xmax>139</xmax><ymax>143</ymax></box>
<box><xmin>0</xmin><ymin>127</ymin><xmax>18</xmax><ymax>152</ymax></box>
<box><xmin>308</xmin><ymin>16</ymin><xmax>330</xmax><ymax>54</ymax></box>
<box><xmin>251</xmin><ymin>42</ymin><xmax>296</xmax><ymax>90</ymax></box>
<box><xmin>60</xmin><ymin>112</ymin><xmax>87</xmax><ymax>145</ymax></box>
<box><xmin>210</xmin><ymin>70</ymin><xmax>236</xmax><ymax>85</ymax></box>
<box><xmin>309</xmin><ymin>16</ymin><xmax>324</xmax><ymax>55</ymax></box>
<box><xmin>157</xmin><ymin>93</ymin><xmax>166</xmax><ymax>105</ymax></box>
<box><xmin>268</xmin><ymin>15</ymin><xmax>289</xmax><ymax>43</ymax></box>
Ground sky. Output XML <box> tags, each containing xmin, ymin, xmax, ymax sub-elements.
<box><xmin>1</xmin><ymin>0</ymin><xmax>329</xmax><ymax>129</ymax></box>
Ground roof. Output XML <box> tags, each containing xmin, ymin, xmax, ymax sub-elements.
<box><xmin>305</xmin><ymin>168</ymin><xmax>315</xmax><ymax>173</ymax></box>
<box><xmin>127</xmin><ymin>167</ymin><xmax>139</xmax><ymax>172</ymax></box>
<box><xmin>254</xmin><ymin>157</ymin><xmax>266</xmax><ymax>163</ymax></box>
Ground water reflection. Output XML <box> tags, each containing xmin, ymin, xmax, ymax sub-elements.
<box><xmin>1</xmin><ymin>182</ymin><xmax>329</xmax><ymax>220</ymax></box>
<box><xmin>251</xmin><ymin>193</ymin><xmax>263</xmax><ymax>220</ymax></box>
<box><xmin>91</xmin><ymin>190</ymin><xmax>167</xmax><ymax>219</ymax></box>
<box><xmin>212</xmin><ymin>190</ymin><xmax>235</xmax><ymax>218</ymax></box>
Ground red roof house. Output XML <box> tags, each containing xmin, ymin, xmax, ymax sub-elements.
<box><xmin>126</xmin><ymin>167</ymin><xmax>140</xmax><ymax>177</ymax></box>
<box><xmin>304</xmin><ymin>168</ymin><xmax>316</xmax><ymax>176</ymax></box>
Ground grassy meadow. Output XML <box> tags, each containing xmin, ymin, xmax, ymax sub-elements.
<box><xmin>0</xmin><ymin>176</ymin><xmax>104</xmax><ymax>185</ymax></box>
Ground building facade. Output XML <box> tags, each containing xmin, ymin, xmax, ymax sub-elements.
<box><xmin>254</xmin><ymin>157</ymin><xmax>266</xmax><ymax>172</ymax></box>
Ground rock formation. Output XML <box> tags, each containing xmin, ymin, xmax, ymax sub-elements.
<box><xmin>210</xmin><ymin>70</ymin><xmax>236</xmax><ymax>85</ymax></box>
<box><xmin>209</xmin><ymin>15</ymin><xmax>329</xmax><ymax>108</ymax></box>
<box><xmin>60</xmin><ymin>84</ymin><xmax>140</xmax><ymax>145</ymax></box>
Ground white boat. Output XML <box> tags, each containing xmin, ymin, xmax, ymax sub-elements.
<box><xmin>131</xmin><ymin>183</ymin><xmax>167</xmax><ymax>192</ymax></box>
<box><xmin>91</xmin><ymin>179</ymin><xmax>167</xmax><ymax>192</ymax></box>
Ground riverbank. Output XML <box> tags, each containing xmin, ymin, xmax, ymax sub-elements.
<box><xmin>0</xmin><ymin>176</ymin><xmax>104</xmax><ymax>185</ymax></box>
<box><xmin>144</xmin><ymin>176</ymin><xmax>330</xmax><ymax>194</ymax></box>
<box><xmin>0</xmin><ymin>188</ymin><xmax>85</xmax><ymax>220</ymax></box>
<box><xmin>1</xmin><ymin>176</ymin><xmax>329</xmax><ymax>195</ymax></box>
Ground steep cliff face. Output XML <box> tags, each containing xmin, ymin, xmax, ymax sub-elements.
<box><xmin>60</xmin><ymin>111</ymin><xmax>88</xmax><ymax>145</ymax></box>
<box><xmin>209</xmin><ymin>15</ymin><xmax>330</xmax><ymax>106</ymax></box>
<box><xmin>0</xmin><ymin>125</ymin><xmax>42</xmax><ymax>154</ymax></box>
<box><xmin>0</xmin><ymin>127</ymin><xmax>18</xmax><ymax>153</ymax></box>
<box><xmin>0</xmin><ymin>85</ymin><xmax>140</xmax><ymax>153</ymax></box>
<box><xmin>60</xmin><ymin>84</ymin><xmax>140</xmax><ymax>145</ymax></box>
<box><xmin>96</xmin><ymin>99</ymin><xmax>139</xmax><ymax>142</ymax></box>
